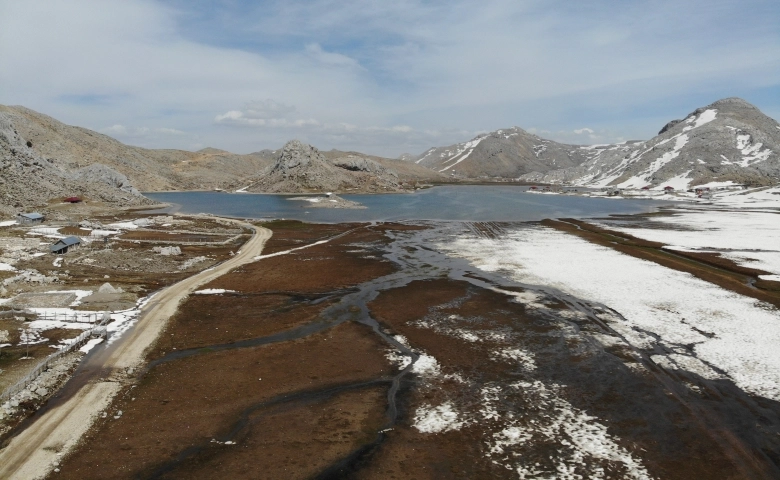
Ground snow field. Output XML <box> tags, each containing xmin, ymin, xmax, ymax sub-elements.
<box><xmin>439</xmin><ymin>226</ymin><xmax>780</xmax><ymax>401</ymax></box>
<box><xmin>600</xmin><ymin>206</ymin><xmax>780</xmax><ymax>276</ymax></box>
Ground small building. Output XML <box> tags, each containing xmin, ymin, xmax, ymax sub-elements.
<box><xmin>64</xmin><ymin>196</ymin><xmax>82</xmax><ymax>203</ymax></box>
<box><xmin>50</xmin><ymin>236</ymin><xmax>81</xmax><ymax>255</ymax></box>
<box><xmin>663</xmin><ymin>186</ymin><xmax>675</xmax><ymax>192</ymax></box>
<box><xmin>17</xmin><ymin>212</ymin><xmax>44</xmax><ymax>224</ymax></box>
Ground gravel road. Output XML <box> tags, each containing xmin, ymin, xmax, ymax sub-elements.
<box><xmin>0</xmin><ymin>221</ymin><xmax>272</xmax><ymax>480</ymax></box>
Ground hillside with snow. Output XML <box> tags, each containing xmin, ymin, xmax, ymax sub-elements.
<box><xmin>409</xmin><ymin>98</ymin><xmax>780</xmax><ymax>189</ymax></box>
<box><xmin>411</xmin><ymin>127</ymin><xmax>590</xmax><ymax>178</ymax></box>
<box><xmin>521</xmin><ymin>98</ymin><xmax>780</xmax><ymax>189</ymax></box>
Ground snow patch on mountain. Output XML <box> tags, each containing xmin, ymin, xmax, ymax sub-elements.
<box><xmin>439</xmin><ymin>136</ymin><xmax>487</xmax><ymax>172</ymax></box>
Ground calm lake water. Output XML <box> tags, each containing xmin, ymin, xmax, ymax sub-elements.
<box><xmin>144</xmin><ymin>186</ymin><xmax>666</xmax><ymax>223</ymax></box>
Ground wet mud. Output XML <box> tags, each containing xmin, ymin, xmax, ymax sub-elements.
<box><xmin>50</xmin><ymin>220</ymin><xmax>780</xmax><ymax>479</ymax></box>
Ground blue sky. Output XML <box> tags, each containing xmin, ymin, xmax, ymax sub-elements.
<box><xmin>1</xmin><ymin>0</ymin><xmax>778</xmax><ymax>156</ymax></box>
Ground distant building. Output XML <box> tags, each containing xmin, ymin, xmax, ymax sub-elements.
<box><xmin>64</xmin><ymin>196</ymin><xmax>82</xmax><ymax>203</ymax></box>
<box><xmin>50</xmin><ymin>236</ymin><xmax>81</xmax><ymax>254</ymax></box>
<box><xmin>17</xmin><ymin>212</ymin><xmax>44</xmax><ymax>224</ymax></box>
<box><xmin>663</xmin><ymin>186</ymin><xmax>675</xmax><ymax>192</ymax></box>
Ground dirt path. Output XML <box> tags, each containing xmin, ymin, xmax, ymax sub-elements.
<box><xmin>0</xmin><ymin>220</ymin><xmax>272</xmax><ymax>480</ymax></box>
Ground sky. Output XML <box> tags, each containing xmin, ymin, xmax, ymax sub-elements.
<box><xmin>1</xmin><ymin>0</ymin><xmax>779</xmax><ymax>157</ymax></box>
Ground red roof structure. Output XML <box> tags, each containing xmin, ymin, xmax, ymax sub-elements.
<box><xmin>64</xmin><ymin>197</ymin><xmax>82</xmax><ymax>203</ymax></box>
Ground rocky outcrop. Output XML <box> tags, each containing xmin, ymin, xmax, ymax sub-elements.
<box><xmin>73</xmin><ymin>164</ymin><xmax>140</xmax><ymax>195</ymax></box>
<box><xmin>0</xmin><ymin>110</ymin><xmax>153</xmax><ymax>214</ymax></box>
<box><xmin>332</xmin><ymin>156</ymin><xmax>398</xmax><ymax>177</ymax></box>
<box><xmin>244</xmin><ymin>140</ymin><xmax>403</xmax><ymax>193</ymax></box>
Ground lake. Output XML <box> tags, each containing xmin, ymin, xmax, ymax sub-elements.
<box><xmin>144</xmin><ymin>186</ymin><xmax>667</xmax><ymax>223</ymax></box>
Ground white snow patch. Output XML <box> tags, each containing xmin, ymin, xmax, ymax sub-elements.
<box><xmin>656</xmin><ymin>170</ymin><xmax>692</xmax><ymax>191</ymax></box>
<box><xmin>0</xmin><ymin>262</ymin><xmax>16</xmax><ymax>271</ymax></box>
<box><xmin>491</xmin><ymin>347</ymin><xmax>536</xmax><ymax>371</ymax></box>
<box><xmin>105</xmin><ymin>221</ymin><xmax>138</xmax><ymax>230</ymax></box>
<box><xmin>193</xmin><ymin>288</ymin><xmax>236</xmax><ymax>295</ymax></box>
<box><xmin>692</xmin><ymin>109</ymin><xmax>717</xmax><ymax>128</ymax></box>
<box><xmin>0</xmin><ymin>220</ymin><xmax>17</xmax><ymax>227</ymax></box>
<box><xmin>759</xmin><ymin>275</ymin><xmax>780</xmax><ymax>282</ymax></box>
<box><xmin>412</xmin><ymin>353</ymin><xmax>442</xmax><ymax>379</ymax></box>
<box><xmin>79</xmin><ymin>337</ymin><xmax>104</xmax><ymax>354</ymax></box>
<box><xmin>413</xmin><ymin>402</ymin><xmax>463</xmax><ymax>433</ymax></box>
<box><xmin>439</xmin><ymin>136</ymin><xmax>486</xmax><ymax>172</ymax></box>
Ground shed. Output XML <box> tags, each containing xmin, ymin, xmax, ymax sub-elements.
<box><xmin>64</xmin><ymin>196</ymin><xmax>82</xmax><ymax>203</ymax></box>
<box><xmin>50</xmin><ymin>236</ymin><xmax>81</xmax><ymax>255</ymax></box>
<box><xmin>17</xmin><ymin>212</ymin><xmax>44</xmax><ymax>224</ymax></box>
<box><xmin>663</xmin><ymin>186</ymin><xmax>675</xmax><ymax>192</ymax></box>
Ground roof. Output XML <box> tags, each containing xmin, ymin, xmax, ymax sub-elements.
<box><xmin>19</xmin><ymin>212</ymin><xmax>44</xmax><ymax>220</ymax></box>
<box><xmin>52</xmin><ymin>236</ymin><xmax>81</xmax><ymax>247</ymax></box>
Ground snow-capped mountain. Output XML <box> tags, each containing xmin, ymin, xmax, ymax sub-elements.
<box><xmin>522</xmin><ymin>98</ymin><xmax>780</xmax><ymax>189</ymax></box>
<box><xmin>410</xmin><ymin>98</ymin><xmax>780</xmax><ymax>189</ymax></box>
<box><xmin>411</xmin><ymin>127</ymin><xmax>590</xmax><ymax>178</ymax></box>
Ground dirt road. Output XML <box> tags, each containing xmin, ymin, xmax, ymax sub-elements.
<box><xmin>0</xmin><ymin>221</ymin><xmax>272</xmax><ymax>480</ymax></box>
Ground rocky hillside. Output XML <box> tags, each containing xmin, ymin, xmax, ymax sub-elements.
<box><xmin>521</xmin><ymin>98</ymin><xmax>780</xmax><ymax>188</ymax></box>
<box><xmin>0</xmin><ymin>106</ymin><xmax>274</xmax><ymax>192</ymax></box>
<box><xmin>242</xmin><ymin>140</ymin><xmax>434</xmax><ymax>193</ymax></box>
<box><xmin>411</xmin><ymin>127</ymin><xmax>590</xmax><ymax>178</ymax></box>
<box><xmin>0</xmin><ymin>113</ymin><xmax>152</xmax><ymax>215</ymax></box>
<box><xmin>410</xmin><ymin>97</ymin><xmax>780</xmax><ymax>189</ymax></box>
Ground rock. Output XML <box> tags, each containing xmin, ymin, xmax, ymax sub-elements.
<box><xmin>72</xmin><ymin>164</ymin><xmax>141</xmax><ymax>196</ymax></box>
<box><xmin>35</xmin><ymin>387</ymin><xmax>48</xmax><ymax>397</ymax></box>
<box><xmin>98</xmin><ymin>282</ymin><xmax>121</xmax><ymax>294</ymax></box>
<box><xmin>153</xmin><ymin>246</ymin><xmax>181</xmax><ymax>256</ymax></box>
<box><xmin>332</xmin><ymin>156</ymin><xmax>398</xmax><ymax>177</ymax></box>
<box><xmin>658</xmin><ymin>119</ymin><xmax>682</xmax><ymax>135</ymax></box>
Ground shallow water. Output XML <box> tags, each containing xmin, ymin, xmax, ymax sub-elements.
<box><xmin>144</xmin><ymin>186</ymin><xmax>666</xmax><ymax>222</ymax></box>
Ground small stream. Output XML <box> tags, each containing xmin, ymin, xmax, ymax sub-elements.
<box><xmin>138</xmin><ymin>222</ymin><xmax>668</xmax><ymax>477</ymax></box>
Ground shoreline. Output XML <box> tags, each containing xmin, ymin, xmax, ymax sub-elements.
<box><xmin>1</xmin><ymin>186</ymin><xmax>779</xmax><ymax>478</ymax></box>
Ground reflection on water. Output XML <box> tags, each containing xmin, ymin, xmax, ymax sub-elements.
<box><xmin>144</xmin><ymin>186</ymin><xmax>666</xmax><ymax>222</ymax></box>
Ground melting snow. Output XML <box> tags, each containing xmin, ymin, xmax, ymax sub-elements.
<box><xmin>439</xmin><ymin>136</ymin><xmax>486</xmax><ymax>172</ymax></box>
<box><xmin>79</xmin><ymin>338</ymin><xmax>104</xmax><ymax>354</ymax></box>
<box><xmin>413</xmin><ymin>402</ymin><xmax>464</xmax><ymax>433</ymax></box>
<box><xmin>193</xmin><ymin>288</ymin><xmax>236</xmax><ymax>295</ymax></box>
<box><xmin>439</xmin><ymin>225</ymin><xmax>780</xmax><ymax>401</ymax></box>
<box><xmin>486</xmin><ymin>380</ymin><xmax>653</xmax><ymax>479</ymax></box>
<box><xmin>692</xmin><ymin>109</ymin><xmax>717</xmax><ymax>128</ymax></box>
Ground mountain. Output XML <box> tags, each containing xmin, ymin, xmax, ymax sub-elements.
<box><xmin>0</xmin><ymin>110</ymin><xmax>158</xmax><ymax>215</ymax></box>
<box><xmin>0</xmin><ymin>105</ymin><xmax>275</xmax><ymax>193</ymax></box>
<box><xmin>410</xmin><ymin>97</ymin><xmax>780</xmax><ymax>189</ymax></box>
<box><xmin>411</xmin><ymin>126</ymin><xmax>590</xmax><ymax>178</ymax></box>
<box><xmin>241</xmin><ymin>140</ymin><xmax>442</xmax><ymax>193</ymax></box>
<box><xmin>520</xmin><ymin>98</ymin><xmax>780</xmax><ymax>188</ymax></box>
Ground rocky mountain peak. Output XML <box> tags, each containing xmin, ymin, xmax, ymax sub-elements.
<box><xmin>275</xmin><ymin>139</ymin><xmax>324</xmax><ymax>170</ymax></box>
<box><xmin>707</xmin><ymin>97</ymin><xmax>757</xmax><ymax>110</ymax></box>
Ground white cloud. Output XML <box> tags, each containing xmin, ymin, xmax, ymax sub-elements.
<box><xmin>0</xmin><ymin>0</ymin><xmax>778</xmax><ymax>156</ymax></box>
<box><xmin>574</xmin><ymin>128</ymin><xmax>595</xmax><ymax>135</ymax></box>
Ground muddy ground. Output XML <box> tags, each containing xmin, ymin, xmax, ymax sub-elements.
<box><xmin>47</xmin><ymin>220</ymin><xmax>780</xmax><ymax>479</ymax></box>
